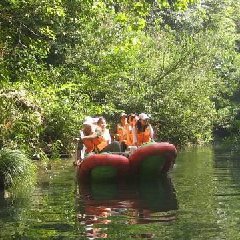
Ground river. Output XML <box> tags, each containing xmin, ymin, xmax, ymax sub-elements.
<box><xmin>0</xmin><ymin>143</ymin><xmax>240</xmax><ymax>239</ymax></box>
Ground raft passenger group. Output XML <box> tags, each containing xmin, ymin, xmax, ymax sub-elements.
<box><xmin>75</xmin><ymin>113</ymin><xmax>154</xmax><ymax>165</ymax></box>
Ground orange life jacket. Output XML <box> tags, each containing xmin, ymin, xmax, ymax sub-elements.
<box><xmin>94</xmin><ymin>136</ymin><xmax>108</xmax><ymax>152</ymax></box>
<box><xmin>116</xmin><ymin>124</ymin><xmax>131</xmax><ymax>145</ymax></box>
<box><xmin>128</xmin><ymin>126</ymin><xmax>137</xmax><ymax>146</ymax></box>
<box><xmin>137</xmin><ymin>127</ymin><xmax>152</xmax><ymax>146</ymax></box>
<box><xmin>83</xmin><ymin>136</ymin><xmax>108</xmax><ymax>153</ymax></box>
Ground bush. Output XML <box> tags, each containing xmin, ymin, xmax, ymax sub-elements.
<box><xmin>0</xmin><ymin>148</ymin><xmax>36</xmax><ymax>189</ymax></box>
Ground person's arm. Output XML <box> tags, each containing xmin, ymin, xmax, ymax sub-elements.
<box><xmin>102</xmin><ymin>129</ymin><xmax>111</xmax><ymax>144</ymax></box>
<box><xmin>81</xmin><ymin>132</ymin><xmax>98</xmax><ymax>139</ymax></box>
<box><xmin>80</xmin><ymin>145</ymin><xmax>86</xmax><ymax>159</ymax></box>
<box><xmin>132</xmin><ymin>126</ymin><xmax>138</xmax><ymax>145</ymax></box>
<box><xmin>80</xmin><ymin>130</ymin><xmax>84</xmax><ymax>138</ymax></box>
<box><xmin>114</xmin><ymin>124</ymin><xmax>120</xmax><ymax>141</ymax></box>
<box><xmin>149</xmin><ymin>125</ymin><xmax>154</xmax><ymax>140</ymax></box>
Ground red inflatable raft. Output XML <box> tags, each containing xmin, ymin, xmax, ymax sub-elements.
<box><xmin>77</xmin><ymin>142</ymin><xmax>177</xmax><ymax>182</ymax></box>
<box><xmin>129</xmin><ymin>142</ymin><xmax>177</xmax><ymax>178</ymax></box>
<box><xmin>78</xmin><ymin>153</ymin><xmax>129</xmax><ymax>183</ymax></box>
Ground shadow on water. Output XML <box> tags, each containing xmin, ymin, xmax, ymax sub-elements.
<box><xmin>77</xmin><ymin>176</ymin><xmax>178</xmax><ymax>239</ymax></box>
<box><xmin>2</xmin><ymin>144</ymin><xmax>240</xmax><ymax>239</ymax></box>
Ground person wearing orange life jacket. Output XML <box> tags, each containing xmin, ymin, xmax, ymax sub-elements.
<box><xmin>95</xmin><ymin>117</ymin><xmax>111</xmax><ymax>144</ymax></box>
<box><xmin>136</xmin><ymin>113</ymin><xmax>154</xmax><ymax>146</ymax></box>
<box><xmin>127</xmin><ymin>113</ymin><xmax>138</xmax><ymax>146</ymax></box>
<box><xmin>115</xmin><ymin>113</ymin><xmax>132</xmax><ymax>151</ymax></box>
<box><xmin>82</xmin><ymin>117</ymin><xmax>121</xmax><ymax>154</ymax></box>
<box><xmin>73</xmin><ymin>117</ymin><xmax>94</xmax><ymax>166</ymax></box>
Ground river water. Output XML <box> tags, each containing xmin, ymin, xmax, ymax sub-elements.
<box><xmin>1</xmin><ymin>144</ymin><xmax>240</xmax><ymax>239</ymax></box>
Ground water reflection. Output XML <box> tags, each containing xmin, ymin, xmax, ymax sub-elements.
<box><xmin>77</xmin><ymin>176</ymin><xmax>178</xmax><ymax>239</ymax></box>
<box><xmin>2</xmin><ymin>145</ymin><xmax>240</xmax><ymax>239</ymax></box>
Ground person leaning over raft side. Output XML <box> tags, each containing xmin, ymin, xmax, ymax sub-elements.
<box><xmin>76</xmin><ymin>117</ymin><xmax>121</xmax><ymax>164</ymax></box>
<box><xmin>74</xmin><ymin>118</ymin><xmax>94</xmax><ymax>165</ymax></box>
<box><xmin>136</xmin><ymin>113</ymin><xmax>154</xmax><ymax>146</ymax></box>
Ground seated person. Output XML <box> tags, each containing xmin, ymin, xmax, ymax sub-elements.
<box><xmin>96</xmin><ymin>117</ymin><xmax>111</xmax><ymax>144</ymax></box>
<box><xmin>94</xmin><ymin>117</ymin><xmax>121</xmax><ymax>153</ymax></box>
<box><xmin>127</xmin><ymin>113</ymin><xmax>138</xmax><ymax>146</ymax></box>
<box><xmin>74</xmin><ymin>118</ymin><xmax>94</xmax><ymax>165</ymax></box>
<box><xmin>115</xmin><ymin>113</ymin><xmax>131</xmax><ymax>151</ymax></box>
<box><xmin>136</xmin><ymin>113</ymin><xmax>154</xmax><ymax>146</ymax></box>
<box><xmin>80</xmin><ymin>117</ymin><xmax>121</xmax><ymax>157</ymax></box>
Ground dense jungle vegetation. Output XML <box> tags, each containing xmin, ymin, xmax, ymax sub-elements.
<box><xmin>1</xmin><ymin>0</ymin><xmax>240</xmax><ymax>158</ymax></box>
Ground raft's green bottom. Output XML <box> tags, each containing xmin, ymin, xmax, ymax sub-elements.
<box><xmin>91</xmin><ymin>166</ymin><xmax>117</xmax><ymax>182</ymax></box>
<box><xmin>140</xmin><ymin>155</ymin><xmax>166</xmax><ymax>179</ymax></box>
<box><xmin>91</xmin><ymin>182</ymin><xmax>118</xmax><ymax>200</ymax></box>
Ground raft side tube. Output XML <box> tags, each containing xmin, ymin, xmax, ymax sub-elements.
<box><xmin>128</xmin><ymin>142</ymin><xmax>177</xmax><ymax>176</ymax></box>
<box><xmin>78</xmin><ymin>153</ymin><xmax>130</xmax><ymax>183</ymax></box>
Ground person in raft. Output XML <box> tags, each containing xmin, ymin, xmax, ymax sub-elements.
<box><xmin>115</xmin><ymin>113</ymin><xmax>132</xmax><ymax>152</ymax></box>
<box><xmin>135</xmin><ymin>113</ymin><xmax>154</xmax><ymax>146</ymax></box>
<box><xmin>74</xmin><ymin>116</ymin><xmax>93</xmax><ymax>164</ymax></box>
<box><xmin>127</xmin><ymin>113</ymin><xmax>138</xmax><ymax>146</ymax></box>
<box><xmin>75</xmin><ymin>117</ymin><xmax>122</xmax><ymax>165</ymax></box>
<box><xmin>95</xmin><ymin>117</ymin><xmax>112</xmax><ymax>145</ymax></box>
<box><xmin>83</xmin><ymin>117</ymin><xmax>121</xmax><ymax>153</ymax></box>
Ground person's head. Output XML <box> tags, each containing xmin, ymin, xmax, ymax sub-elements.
<box><xmin>82</xmin><ymin>123</ymin><xmax>93</xmax><ymax>136</ymax></box>
<box><xmin>97</xmin><ymin>117</ymin><xmax>107</xmax><ymax>129</ymax></box>
<box><xmin>120</xmin><ymin>113</ymin><xmax>127</xmax><ymax>125</ymax></box>
<box><xmin>139</xmin><ymin>113</ymin><xmax>150</xmax><ymax>126</ymax></box>
<box><xmin>92</xmin><ymin>117</ymin><xmax>99</xmax><ymax>125</ymax></box>
<box><xmin>82</xmin><ymin>117</ymin><xmax>94</xmax><ymax>135</ymax></box>
<box><xmin>128</xmin><ymin>113</ymin><xmax>138</xmax><ymax>126</ymax></box>
<box><xmin>83</xmin><ymin>116</ymin><xmax>93</xmax><ymax>123</ymax></box>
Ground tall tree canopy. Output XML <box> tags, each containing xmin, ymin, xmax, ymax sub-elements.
<box><xmin>0</xmin><ymin>0</ymin><xmax>240</xmax><ymax>154</ymax></box>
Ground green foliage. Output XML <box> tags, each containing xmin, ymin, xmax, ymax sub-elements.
<box><xmin>0</xmin><ymin>0</ymin><xmax>240</xmax><ymax>151</ymax></box>
<box><xmin>0</xmin><ymin>148</ymin><xmax>36</xmax><ymax>188</ymax></box>
<box><xmin>0</xmin><ymin>89</ymin><xmax>42</xmax><ymax>152</ymax></box>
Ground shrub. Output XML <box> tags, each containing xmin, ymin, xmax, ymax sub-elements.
<box><xmin>0</xmin><ymin>148</ymin><xmax>36</xmax><ymax>189</ymax></box>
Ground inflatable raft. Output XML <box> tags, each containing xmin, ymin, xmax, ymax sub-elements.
<box><xmin>77</xmin><ymin>142</ymin><xmax>177</xmax><ymax>182</ymax></box>
<box><xmin>78</xmin><ymin>153</ymin><xmax>129</xmax><ymax>183</ymax></box>
<box><xmin>129</xmin><ymin>142</ymin><xmax>177</xmax><ymax>179</ymax></box>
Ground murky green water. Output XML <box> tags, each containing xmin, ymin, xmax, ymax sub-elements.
<box><xmin>1</xmin><ymin>144</ymin><xmax>240</xmax><ymax>239</ymax></box>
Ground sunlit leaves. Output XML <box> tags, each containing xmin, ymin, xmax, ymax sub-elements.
<box><xmin>115</xmin><ymin>12</ymin><xmax>128</xmax><ymax>23</ymax></box>
<box><xmin>0</xmin><ymin>0</ymin><xmax>239</xmax><ymax>150</ymax></box>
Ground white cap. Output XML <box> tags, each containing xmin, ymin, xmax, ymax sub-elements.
<box><xmin>139</xmin><ymin>113</ymin><xmax>150</xmax><ymax>120</ymax></box>
<box><xmin>91</xmin><ymin>117</ymin><xmax>99</xmax><ymax>124</ymax></box>
<box><xmin>120</xmin><ymin>113</ymin><xmax>127</xmax><ymax>117</ymax></box>
<box><xmin>83</xmin><ymin>116</ymin><xmax>93</xmax><ymax>125</ymax></box>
